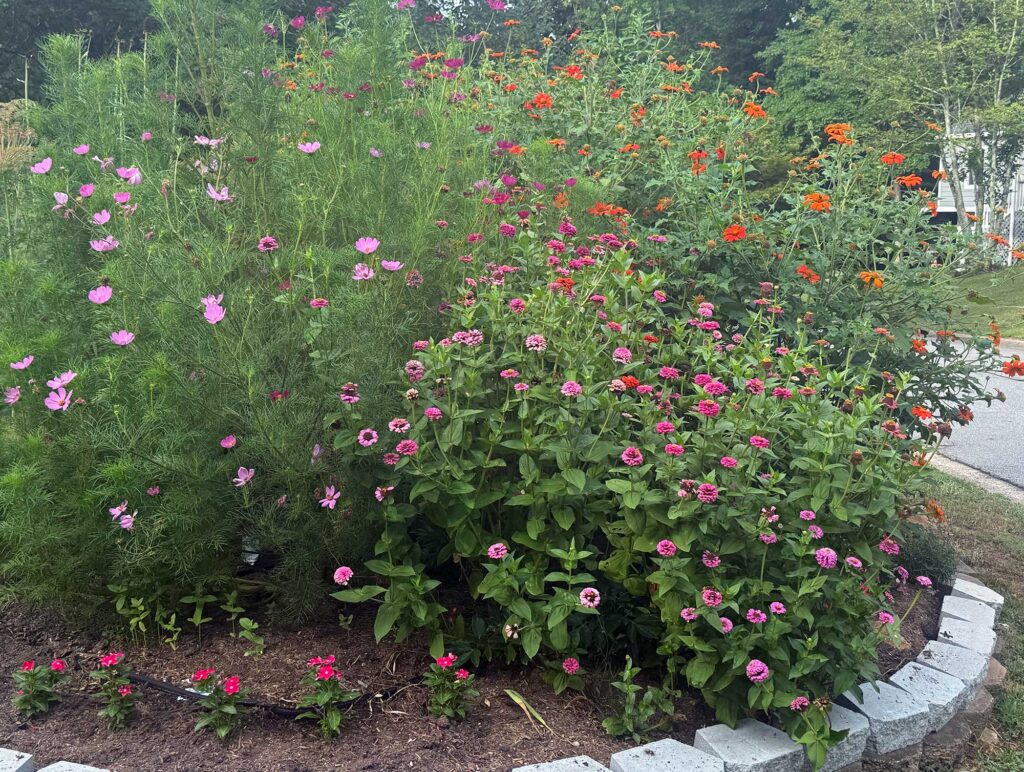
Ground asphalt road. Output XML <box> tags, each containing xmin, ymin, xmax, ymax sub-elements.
<box><xmin>940</xmin><ymin>340</ymin><xmax>1024</xmax><ymax>488</ymax></box>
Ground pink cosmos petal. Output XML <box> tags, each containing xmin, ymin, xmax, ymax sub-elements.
<box><xmin>220</xmin><ymin>435</ymin><xmax>237</xmax><ymax>449</ymax></box>
<box><xmin>113</xmin><ymin>192</ymin><xmax>131</xmax><ymax>204</ymax></box>
<box><xmin>297</xmin><ymin>141</ymin><xmax>321</xmax><ymax>154</ymax></box>
<box><xmin>31</xmin><ymin>158</ymin><xmax>52</xmax><ymax>174</ymax></box>
<box><xmin>90</xmin><ymin>235</ymin><xmax>119</xmax><ymax>252</ymax></box>
<box><xmin>92</xmin><ymin>209</ymin><xmax>110</xmax><ymax>225</ymax></box>
<box><xmin>204</xmin><ymin>304</ymin><xmax>226</xmax><ymax>324</ymax></box>
<box><xmin>79</xmin><ymin>184</ymin><xmax>94</xmax><ymax>198</ymax></box>
<box><xmin>73</xmin><ymin>144</ymin><xmax>90</xmax><ymax>155</ymax></box>
<box><xmin>46</xmin><ymin>371</ymin><xmax>76</xmax><ymax>389</ymax></box>
<box><xmin>380</xmin><ymin>260</ymin><xmax>404</xmax><ymax>271</ymax></box>
<box><xmin>44</xmin><ymin>387</ymin><xmax>72</xmax><ymax>411</ymax></box>
<box><xmin>10</xmin><ymin>355</ymin><xmax>33</xmax><ymax>370</ymax></box>
<box><xmin>352</xmin><ymin>262</ymin><xmax>375</xmax><ymax>281</ymax></box>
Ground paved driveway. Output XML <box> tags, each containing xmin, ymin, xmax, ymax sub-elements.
<box><xmin>940</xmin><ymin>340</ymin><xmax>1024</xmax><ymax>487</ymax></box>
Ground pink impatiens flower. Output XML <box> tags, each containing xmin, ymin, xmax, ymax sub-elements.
<box><xmin>233</xmin><ymin>467</ymin><xmax>255</xmax><ymax>487</ymax></box>
<box><xmin>44</xmin><ymin>387</ymin><xmax>73</xmax><ymax>411</ymax></box>
<box><xmin>110</xmin><ymin>330</ymin><xmax>135</xmax><ymax>346</ymax></box>
<box><xmin>88</xmin><ymin>285</ymin><xmax>113</xmax><ymax>304</ymax></box>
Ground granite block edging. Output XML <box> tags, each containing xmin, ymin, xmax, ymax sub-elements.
<box><xmin>0</xmin><ymin>582</ymin><xmax>1003</xmax><ymax>772</ymax></box>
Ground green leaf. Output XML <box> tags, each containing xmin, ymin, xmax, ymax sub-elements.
<box><xmin>522</xmin><ymin>629</ymin><xmax>542</xmax><ymax>658</ymax></box>
<box><xmin>562</xmin><ymin>469</ymin><xmax>586</xmax><ymax>493</ymax></box>
<box><xmin>605</xmin><ymin>479</ymin><xmax>632</xmax><ymax>494</ymax></box>
<box><xmin>373</xmin><ymin>604</ymin><xmax>401</xmax><ymax>642</ymax></box>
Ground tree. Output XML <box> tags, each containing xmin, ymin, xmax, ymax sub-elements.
<box><xmin>767</xmin><ymin>0</ymin><xmax>1024</xmax><ymax>240</ymax></box>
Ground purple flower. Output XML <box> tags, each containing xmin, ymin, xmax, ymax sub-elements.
<box><xmin>320</xmin><ymin>485</ymin><xmax>340</xmax><ymax>509</ymax></box>
<box><xmin>298</xmin><ymin>141</ymin><xmax>321</xmax><ymax>154</ymax></box>
<box><xmin>110</xmin><ymin>330</ymin><xmax>135</xmax><ymax>346</ymax></box>
<box><xmin>815</xmin><ymin>548</ymin><xmax>838</xmax><ymax>569</ymax></box>
<box><xmin>90</xmin><ymin>235</ymin><xmax>119</xmax><ymax>252</ymax></box>
<box><xmin>233</xmin><ymin>467</ymin><xmax>255</xmax><ymax>487</ymax></box>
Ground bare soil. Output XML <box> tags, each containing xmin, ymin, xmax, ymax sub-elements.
<box><xmin>0</xmin><ymin>586</ymin><xmax>942</xmax><ymax>772</ymax></box>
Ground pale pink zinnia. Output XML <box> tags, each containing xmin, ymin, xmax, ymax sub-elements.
<box><xmin>333</xmin><ymin>566</ymin><xmax>354</xmax><ymax>585</ymax></box>
<box><xmin>487</xmin><ymin>543</ymin><xmax>508</xmax><ymax>559</ymax></box>
<box><xmin>579</xmin><ymin>587</ymin><xmax>601</xmax><ymax>608</ymax></box>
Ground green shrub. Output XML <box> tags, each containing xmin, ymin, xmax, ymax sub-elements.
<box><xmin>899</xmin><ymin>524</ymin><xmax>957</xmax><ymax>587</ymax></box>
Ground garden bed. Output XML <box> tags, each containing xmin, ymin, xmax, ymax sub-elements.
<box><xmin>0</xmin><ymin>588</ymin><xmax>942</xmax><ymax>772</ymax></box>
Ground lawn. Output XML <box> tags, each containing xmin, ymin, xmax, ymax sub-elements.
<box><xmin>954</xmin><ymin>266</ymin><xmax>1024</xmax><ymax>341</ymax></box>
<box><xmin>927</xmin><ymin>470</ymin><xmax>1024</xmax><ymax>769</ymax></box>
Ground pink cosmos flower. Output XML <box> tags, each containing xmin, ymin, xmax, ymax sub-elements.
<box><xmin>206</xmin><ymin>184</ymin><xmax>232</xmax><ymax>202</ymax></box>
<box><xmin>4</xmin><ymin>385</ymin><xmax>20</xmax><ymax>405</ymax></box>
<box><xmin>562</xmin><ymin>658</ymin><xmax>579</xmax><ymax>675</ymax></box>
<box><xmin>621</xmin><ymin>447</ymin><xmax>643</xmax><ymax>466</ymax></box>
<box><xmin>815</xmin><ymin>548</ymin><xmax>838</xmax><ymax>568</ymax></box>
<box><xmin>52</xmin><ymin>191</ymin><xmax>69</xmax><ymax>211</ymax></box>
<box><xmin>746</xmin><ymin>659</ymin><xmax>770</xmax><ymax>683</ymax></box>
<box><xmin>204</xmin><ymin>303</ymin><xmax>226</xmax><ymax>324</ymax></box>
<box><xmin>31</xmin><ymin>157</ymin><xmax>52</xmax><ymax>174</ymax></box>
<box><xmin>44</xmin><ymin>387</ymin><xmax>73</xmax><ymax>411</ymax></box>
<box><xmin>117</xmin><ymin>167</ymin><xmax>143</xmax><ymax>185</ymax></box>
<box><xmin>749</xmin><ymin>435</ymin><xmax>770</xmax><ymax>449</ymax></box>
<box><xmin>352</xmin><ymin>262</ymin><xmax>375</xmax><ymax>281</ymax></box>
<box><xmin>320</xmin><ymin>485</ymin><xmax>340</xmax><ymax>509</ymax></box>
<box><xmin>395</xmin><ymin>439</ymin><xmax>419</xmax><ymax>456</ymax></box>
<box><xmin>720</xmin><ymin>617</ymin><xmax>734</xmax><ymax>633</ymax></box>
<box><xmin>79</xmin><ymin>183</ymin><xmax>95</xmax><ymax>198</ymax></box>
<box><xmin>257</xmin><ymin>235</ymin><xmax>279</xmax><ymax>252</ymax></box>
<box><xmin>769</xmin><ymin>602</ymin><xmax>786</xmax><ymax>615</ymax></box>
<box><xmin>357</xmin><ymin>428</ymin><xmax>378</xmax><ymax>447</ymax></box>
<box><xmin>111</xmin><ymin>330</ymin><xmax>135</xmax><ymax>346</ymax></box>
<box><xmin>334</xmin><ymin>566</ymin><xmax>354</xmax><ymax>585</ymax></box>
<box><xmin>680</xmin><ymin>607</ymin><xmax>698</xmax><ymax>621</ymax></box>
<box><xmin>233</xmin><ymin>467</ymin><xmax>255</xmax><ymax>487</ymax></box>
<box><xmin>561</xmin><ymin>380</ymin><xmax>582</xmax><ymax>397</ymax></box>
<box><xmin>119</xmin><ymin>512</ymin><xmax>135</xmax><ymax>529</ymax></box>
<box><xmin>355</xmin><ymin>237</ymin><xmax>380</xmax><ymax>255</ymax></box>
<box><xmin>298</xmin><ymin>141</ymin><xmax>321</xmax><ymax>154</ymax></box>
<box><xmin>702</xmin><ymin>551</ymin><xmax>720</xmax><ymax>568</ymax></box>
<box><xmin>141</xmin><ymin>132</ymin><xmax>153</xmax><ymax>141</ymax></box>
<box><xmin>746</xmin><ymin>609</ymin><xmax>767</xmax><ymax>624</ymax></box>
<box><xmin>113</xmin><ymin>192</ymin><xmax>131</xmax><ymax>204</ymax></box>
<box><xmin>380</xmin><ymin>260</ymin><xmax>404</xmax><ymax>272</ymax></box>
<box><xmin>487</xmin><ymin>543</ymin><xmax>508</xmax><ymax>559</ymax></box>
<box><xmin>10</xmin><ymin>355</ymin><xmax>33</xmax><ymax>370</ymax></box>
<box><xmin>656</xmin><ymin>540</ymin><xmax>676</xmax><ymax>557</ymax></box>
<box><xmin>147</xmin><ymin>486</ymin><xmax>160</xmax><ymax>496</ymax></box>
<box><xmin>424</xmin><ymin>407</ymin><xmax>443</xmax><ymax>421</ymax></box>
<box><xmin>90</xmin><ymin>235</ymin><xmax>119</xmax><ymax>252</ymax></box>
<box><xmin>88</xmin><ymin>285</ymin><xmax>113</xmax><ymax>304</ymax></box>
<box><xmin>46</xmin><ymin>371</ymin><xmax>76</xmax><ymax>388</ymax></box>
<box><xmin>220</xmin><ymin>435</ymin><xmax>237</xmax><ymax>449</ymax></box>
<box><xmin>73</xmin><ymin>144</ymin><xmax>90</xmax><ymax>155</ymax></box>
<box><xmin>579</xmin><ymin>587</ymin><xmax>601</xmax><ymax>608</ymax></box>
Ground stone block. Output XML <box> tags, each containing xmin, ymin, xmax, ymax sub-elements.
<box><xmin>962</xmin><ymin>687</ymin><xmax>995</xmax><ymax>731</ymax></box>
<box><xmin>860</xmin><ymin>741</ymin><xmax>921</xmax><ymax>772</ymax></box>
<box><xmin>985</xmin><ymin>657</ymin><xmax>1008</xmax><ymax>694</ymax></box>
<box><xmin>512</xmin><ymin>757</ymin><xmax>611</xmax><ymax>772</ymax></box>
<box><xmin>693</xmin><ymin>719</ymin><xmax>811</xmax><ymax>772</ymax></box>
<box><xmin>37</xmin><ymin>765</ymin><xmax>108</xmax><ymax>772</ymax></box>
<box><xmin>888</xmin><ymin>661</ymin><xmax>969</xmax><ymax>731</ymax></box>
<box><xmin>836</xmin><ymin>765</ymin><xmax>862</xmax><ymax>772</ymax></box>
<box><xmin>820</xmin><ymin>704</ymin><xmax>869</xmax><ymax>772</ymax></box>
<box><xmin>609</xmin><ymin>739</ymin><xmax>724</xmax><ymax>772</ymax></box>
<box><xmin>0</xmin><ymin>748</ymin><xmax>33</xmax><ymax>772</ymax></box>
<box><xmin>921</xmin><ymin>716</ymin><xmax>971</xmax><ymax>769</ymax></box>
<box><xmin>951</xmin><ymin>579</ymin><xmax>1004</xmax><ymax>619</ymax></box>
<box><xmin>936</xmin><ymin>616</ymin><xmax>996</xmax><ymax>657</ymax></box>
<box><xmin>940</xmin><ymin>595</ymin><xmax>996</xmax><ymax>629</ymax></box>
<box><xmin>837</xmin><ymin>681</ymin><xmax>929</xmax><ymax>755</ymax></box>
<box><xmin>916</xmin><ymin>641</ymin><xmax>988</xmax><ymax>694</ymax></box>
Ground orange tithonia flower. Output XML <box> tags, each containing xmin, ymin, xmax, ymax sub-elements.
<box><xmin>880</xmin><ymin>152</ymin><xmax>905</xmax><ymax>165</ymax></box>
<box><xmin>1003</xmin><ymin>358</ymin><xmax>1024</xmax><ymax>377</ymax></box>
<box><xmin>895</xmin><ymin>174</ymin><xmax>922</xmax><ymax>187</ymax></box>
<box><xmin>858</xmin><ymin>270</ymin><xmax>884</xmax><ymax>288</ymax></box>
<box><xmin>723</xmin><ymin>224</ymin><xmax>747</xmax><ymax>242</ymax></box>
<box><xmin>742</xmin><ymin>102</ymin><xmax>767</xmax><ymax>119</ymax></box>
<box><xmin>796</xmin><ymin>264</ymin><xmax>821</xmax><ymax>284</ymax></box>
<box><xmin>804</xmin><ymin>192</ymin><xmax>831</xmax><ymax>212</ymax></box>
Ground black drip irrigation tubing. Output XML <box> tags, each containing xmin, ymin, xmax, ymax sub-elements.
<box><xmin>127</xmin><ymin>672</ymin><xmax>422</xmax><ymax>719</ymax></box>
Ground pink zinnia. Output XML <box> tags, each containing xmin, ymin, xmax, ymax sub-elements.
<box><xmin>749</xmin><ymin>435</ymin><xmax>770</xmax><ymax>448</ymax></box>
<box><xmin>310</xmin><ymin>298</ymin><xmax>329</xmax><ymax>309</ymax></box>
<box><xmin>487</xmin><ymin>543</ymin><xmax>508</xmax><ymax>559</ymax></box>
<box><xmin>720</xmin><ymin>617</ymin><xmax>733</xmax><ymax>633</ymax></box>
<box><xmin>815</xmin><ymin>548</ymin><xmax>838</xmax><ymax>568</ymax></box>
<box><xmin>697</xmin><ymin>400</ymin><xmax>720</xmax><ymax>417</ymax></box>
<box><xmin>808</xmin><ymin>525</ymin><xmax>824</xmax><ymax>539</ymax></box>
<box><xmin>333</xmin><ymin>566</ymin><xmax>354</xmax><ymax>585</ymax></box>
<box><xmin>395</xmin><ymin>439</ymin><xmax>419</xmax><ymax>456</ymax></box>
<box><xmin>621</xmin><ymin>447</ymin><xmax>643</xmax><ymax>466</ymax></box>
<box><xmin>799</xmin><ymin>509</ymin><xmax>816</xmax><ymax>521</ymax></box>
<box><xmin>769</xmin><ymin>602</ymin><xmax>786</xmax><ymax>615</ymax></box>
<box><xmin>696</xmin><ymin>483</ymin><xmax>719</xmax><ymax>503</ymax></box>
<box><xmin>702</xmin><ymin>551</ymin><xmax>720</xmax><ymax>568</ymax></box>
<box><xmin>664</xmin><ymin>443</ymin><xmax>685</xmax><ymax>456</ymax></box>
<box><xmin>659</xmin><ymin>367</ymin><xmax>679</xmax><ymax>379</ymax></box>
<box><xmin>424</xmin><ymin>407</ymin><xmax>443</xmax><ymax>420</ymax></box>
<box><xmin>509</xmin><ymin>298</ymin><xmax>526</xmax><ymax>313</ymax></box>
<box><xmin>846</xmin><ymin>556</ymin><xmax>863</xmax><ymax>570</ymax></box>
<box><xmin>561</xmin><ymin>381</ymin><xmax>582</xmax><ymax>397</ymax></box>
<box><xmin>720</xmin><ymin>456</ymin><xmax>737</xmax><ymax>468</ymax></box>
<box><xmin>579</xmin><ymin>587</ymin><xmax>601</xmax><ymax>608</ymax></box>
<box><xmin>357</xmin><ymin>428</ymin><xmax>378</xmax><ymax>447</ymax></box>
<box><xmin>388</xmin><ymin>418</ymin><xmax>411</xmax><ymax>433</ymax></box>
<box><xmin>790</xmin><ymin>696</ymin><xmax>810</xmax><ymax>711</ymax></box>
<box><xmin>877</xmin><ymin>611</ymin><xmax>895</xmax><ymax>624</ymax></box>
<box><xmin>562</xmin><ymin>658</ymin><xmax>579</xmax><ymax>675</ymax></box>
<box><xmin>525</xmin><ymin>334</ymin><xmax>547</xmax><ymax>352</ymax></box>
<box><xmin>702</xmin><ymin>589</ymin><xmax>723</xmax><ymax>608</ymax></box>
<box><xmin>916</xmin><ymin>576</ymin><xmax>932</xmax><ymax>587</ymax></box>
<box><xmin>680</xmin><ymin>607</ymin><xmax>698</xmax><ymax>621</ymax></box>
<box><xmin>746</xmin><ymin>609</ymin><xmax>767</xmax><ymax>624</ymax></box>
<box><xmin>746</xmin><ymin>659</ymin><xmax>770</xmax><ymax>683</ymax></box>
<box><xmin>879</xmin><ymin>537</ymin><xmax>900</xmax><ymax>556</ymax></box>
<box><xmin>655</xmin><ymin>421</ymin><xmax>674</xmax><ymax>434</ymax></box>
<box><xmin>612</xmin><ymin>347</ymin><xmax>632</xmax><ymax>364</ymax></box>
<box><xmin>656</xmin><ymin>539</ymin><xmax>676</xmax><ymax>557</ymax></box>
